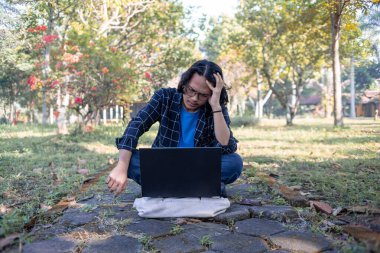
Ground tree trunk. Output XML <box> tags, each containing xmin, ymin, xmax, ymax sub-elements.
<box><xmin>42</xmin><ymin>3</ymin><xmax>54</xmax><ymax>125</ymax></box>
<box><xmin>9</xmin><ymin>102</ymin><xmax>14</xmax><ymax>124</ymax></box>
<box><xmin>95</xmin><ymin>109</ymin><xmax>100</xmax><ymax>126</ymax></box>
<box><xmin>331</xmin><ymin>5</ymin><xmax>344</xmax><ymax>126</ymax></box>
<box><xmin>256</xmin><ymin>68</ymin><xmax>262</xmax><ymax>119</ymax></box>
<box><xmin>350</xmin><ymin>56</ymin><xmax>356</xmax><ymax>118</ymax></box>
<box><xmin>322</xmin><ymin>68</ymin><xmax>333</xmax><ymax>118</ymax></box>
<box><xmin>286</xmin><ymin>105</ymin><xmax>295</xmax><ymax>126</ymax></box>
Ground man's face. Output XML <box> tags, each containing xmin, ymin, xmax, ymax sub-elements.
<box><xmin>182</xmin><ymin>73</ymin><xmax>212</xmax><ymax>112</ymax></box>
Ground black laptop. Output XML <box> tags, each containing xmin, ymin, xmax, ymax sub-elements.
<box><xmin>139</xmin><ymin>147</ymin><xmax>221</xmax><ymax>198</ymax></box>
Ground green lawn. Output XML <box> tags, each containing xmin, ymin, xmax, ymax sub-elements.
<box><xmin>0</xmin><ymin>117</ymin><xmax>379</xmax><ymax>240</ymax></box>
<box><xmin>237</xmin><ymin>118</ymin><xmax>380</xmax><ymax>208</ymax></box>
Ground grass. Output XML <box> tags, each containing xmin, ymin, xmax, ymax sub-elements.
<box><xmin>199</xmin><ymin>235</ymin><xmax>213</xmax><ymax>248</ymax></box>
<box><xmin>0</xmin><ymin>123</ymin><xmax>155</xmax><ymax>236</ymax></box>
<box><xmin>237</xmin><ymin>117</ymin><xmax>380</xmax><ymax>208</ymax></box>
<box><xmin>0</xmin><ymin>117</ymin><xmax>379</xmax><ymax>241</ymax></box>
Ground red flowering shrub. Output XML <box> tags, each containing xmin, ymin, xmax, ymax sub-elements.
<box><xmin>43</xmin><ymin>35</ymin><xmax>59</xmax><ymax>43</ymax></box>
<box><xmin>74</xmin><ymin>97</ymin><xmax>83</xmax><ymax>104</ymax></box>
<box><xmin>145</xmin><ymin>72</ymin><xmax>152</xmax><ymax>80</ymax></box>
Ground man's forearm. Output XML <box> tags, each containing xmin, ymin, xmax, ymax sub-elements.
<box><xmin>213</xmin><ymin>109</ymin><xmax>230</xmax><ymax>146</ymax></box>
<box><xmin>117</xmin><ymin>149</ymin><xmax>132</xmax><ymax>172</ymax></box>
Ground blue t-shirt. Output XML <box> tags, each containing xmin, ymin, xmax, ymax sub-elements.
<box><xmin>178</xmin><ymin>106</ymin><xmax>200</xmax><ymax>147</ymax></box>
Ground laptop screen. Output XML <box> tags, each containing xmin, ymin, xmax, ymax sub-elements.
<box><xmin>139</xmin><ymin>147</ymin><xmax>221</xmax><ymax>198</ymax></box>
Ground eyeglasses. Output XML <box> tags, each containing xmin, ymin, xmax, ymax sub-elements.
<box><xmin>183</xmin><ymin>85</ymin><xmax>211</xmax><ymax>101</ymax></box>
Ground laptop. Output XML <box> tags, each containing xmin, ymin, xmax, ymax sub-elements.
<box><xmin>139</xmin><ymin>147</ymin><xmax>221</xmax><ymax>198</ymax></box>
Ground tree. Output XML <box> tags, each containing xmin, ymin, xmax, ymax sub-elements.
<box><xmin>0</xmin><ymin>0</ymin><xmax>35</xmax><ymax>123</ymax></box>
<box><xmin>318</xmin><ymin>0</ymin><xmax>379</xmax><ymax>126</ymax></box>
<box><xmin>236</xmin><ymin>0</ymin><xmax>329</xmax><ymax>125</ymax></box>
<box><xmin>8</xmin><ymin>0</ymin><xmax>198</xmax><ymax>130</ymax></box>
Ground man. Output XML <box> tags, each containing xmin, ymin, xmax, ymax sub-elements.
<box><xmin>107</xmin><ymin>60</ymin><xmax>243</xmax><ymax>196</ymax></box>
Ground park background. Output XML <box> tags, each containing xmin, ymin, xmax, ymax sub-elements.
<box><xmin>0</xmin><ymin>0</ymin><xmax>380</xmax><ymax>252</ymax></box>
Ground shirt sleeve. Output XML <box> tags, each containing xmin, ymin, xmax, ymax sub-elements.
<box><xmin>115</xmin><ymin>89</ymin><xmax>164</xmax><ymax>151</ymax></box>
<box><xmin>212</xmin><ymin>106</ymin><xmax>238</xmax><ymax>154</ymax></box>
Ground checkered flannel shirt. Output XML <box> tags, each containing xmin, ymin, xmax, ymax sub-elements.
<box><xmin>115</xmin><ymin>88</ymin><xmax>238</xmax><ymax>154</ymax></box>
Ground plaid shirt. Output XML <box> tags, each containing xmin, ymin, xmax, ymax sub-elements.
<box><xmin>116</xmin><ymin>88</ymin><xmax>238</xmax><ymax>154</ymax></box>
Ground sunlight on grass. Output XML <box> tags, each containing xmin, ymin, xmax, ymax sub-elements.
<box><xmin>78</xmin><ymin>142</ymin><xmax>118</xmax><ymax>154</ymax></box>
<box><xmin>0</xmin><ymin>118</ymin><xmax>379</xmax><ymax>237</ymax></box>
<box><xmin>233</xmin><ymin>117</ymin><xmax>380</xmax><ymax>207</ymax></box>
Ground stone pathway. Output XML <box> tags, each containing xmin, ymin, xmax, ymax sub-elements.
<box><xmin>22</xmin><ymin>180</ymin><xmax>336</xmax><ymax>253</ymax></box>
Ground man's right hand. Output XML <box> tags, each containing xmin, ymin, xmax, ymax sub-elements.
<box><xmin>107</xmin><ymin>164</ymin><xmax>128</xmax><ymax>196</ymax></box>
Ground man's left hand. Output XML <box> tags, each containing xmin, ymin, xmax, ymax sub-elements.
<box><xmin>206</xmin><ymin>72</ymin><xmax>224</xmax><ymax>110</ymax></box>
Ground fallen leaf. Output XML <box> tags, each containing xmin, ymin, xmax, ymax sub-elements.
<box><xmin>332</xmin><ymin>162</ymin><xmax>342</xmax><ymax>170</ymax></box>
<box><xmin>311</xmin><ymin>201</ymin><xmax>333</xmax><ymax>214</ymax></box>
<box><xmin>333</xmin><ymin>207</ymin><xmax>346</xmax><ymax>216</ymax></box>
<box><xmin>259</xmin><ymin>173</ymin><xmax>277</xmax><ymax>186</ymax></box>
<box><xmin>269</xmin><ymin>173</ymin><xmax>279</xmax><ymax>179</ymax></box>
<box><xmin>279</xmin><ymin>185</ymin><xmax>309</xmax><ymax>207</ymax></box>
<box><xmin>83</xmin><ymin>177</ymin><xmax>96</xmax><ymax>184</ymax></box>
<box><xmin>0</xmin><ymin>204</ymin><xmax>12</xmax><ymax>215</ymax></box>
<box><xmin>289</xmin><ymin>185</ymin><xmax>302</xmax><ymax>191</ymax></box>
<box><xmin>78</xmin><ymin>169</ymin><xmax>89</xmax><ymax>175</ymax></box>
<box><xmin>174</xmin><ymin>218</ymin><xmax>202</xmax><ymax>225</ymax></box>
<box><xmin>347</xmin><ymin>206</ymin><xmax>380</xmax><ymax>215</ymax></box>
<box><xmin>39</xmin><ymin>203</ymin><xmax>52</xmax><ymax>211</ymax></box>
<box><xmin>174</xmin><ymin>218</ymin><xmax>187</xmax><ymax>225</ymax></box>
<box><xmin>0</xmin><ymin>233</ymin><xmax>20</xmax><ymax>250</ymax></box>
<box><xmin>108</xmin><ymin>157</ymin><xmax>115</xmax><ymax>165</ymax></box>
<box><xmin>343</xmin><ymin>225</ymin><xmax>380</xmax><ymax>246</ymax></box>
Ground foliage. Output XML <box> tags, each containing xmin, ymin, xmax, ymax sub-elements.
<box><xmin>0</xmin><ymin>0</ymin><xmax>34</xmax><ymax>114</ymax></box>
<box><xmin>342</xmin><ymin>61</ymin><xmax>380</xmax><ymax>92</ymax></box>
<box><xmin>235</xmin><ymin>0</ymin><xmax>330</xmax><ymax>125</ymax></box>
<box><xmin>199</xmin><ymin>235</ymin><xmax>213</xmax><ymax>248</ymax></box>
<box><xmin>1</xmin><ymin>0</ymin><xmax>199</xmax><ymax>126</ymax></box>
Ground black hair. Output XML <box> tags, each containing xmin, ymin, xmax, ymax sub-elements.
<box><xmin>177</xmin><ymin>59</ymin><xmax>229</xmax><ymax>106</ymax></box>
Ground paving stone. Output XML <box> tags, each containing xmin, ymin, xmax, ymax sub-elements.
<box><xmin>31</xmin><ymin>223</ymin><xmax>69</xmax><ymax>239</ymax></box>
<box><xmin>82</xmin><ymin>235</ymin><xmax>140</xmax><ymax>253</ymax></box>
<box><xmin>117</xmin><ymin>180</ymin><xmax>142</xmax><ymax>202</ymax></box>
<box><xmin>249</xmin><ymin>205</ymin><xmax>299</xmax><ymax>222</ymax></box>
<box><xmin>214</xmin><ymin>204</ymin><xmax>251</xmax><ymax>223</ymax></box>
<box><xmin>23</xmin><ymin>237</ymin><xmax>76</xmax><ymax>253</ymax></box>
<box><xmin>235</xmin><ymin>218</ymin><xmax>287</xmax><ymax>237</ymax></box>
<box><xmin>110</xmin><ymin>204</ymin><xmax>143</xmax><ymax>221</ymax></box>
<box><xmin>77</xmin><ymin>193</ymin><xmax>116</xmax><ymax>206</ymax></box>
<box><xmin>226</xmin><ymin>184</ymin><xmax>256</xmax><ymax>199</ymax></box>
<box><xmin>153</xmin><ymin>223</ymin><xmax>229</xmax><ymax>253</ymax></box>
<box><xmin>59</xmin><ymin>210</ymin><xmax>98</xmax><ymax>227</ymax></box>
<box><xmin>183</xmin><ymin>222</ymin><xmax>230</xmax><ymax>237</ymax></box>
<box><xmin>270</xmin><ymin>231</ymin><xmax>332</xmax><ymax>253</ymax></box>
<box><xmin>152</xmin><ymin>233</ymin><xmax>207</xmax><ymax>253</ymax></box>
<box><xmin>125</xmin><ymin>219</ymin><xmax>173</xmax><ymax>237</ymax></box>
<box><xmin>210</xmin><ymin>233</ymin><xmax>269</xmax><ymax>253</ymax></box>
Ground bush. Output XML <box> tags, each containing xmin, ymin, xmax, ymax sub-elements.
<box><xmin>0</xmin><ymin>117</ymin><xmax>9</xmax><ymax>124</ymax></box>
